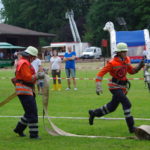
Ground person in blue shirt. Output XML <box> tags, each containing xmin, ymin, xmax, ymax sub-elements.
<box><xmin>64</xmin><ymin>47</ymin><xmax>77</xmax><ymax>90</ymax></box>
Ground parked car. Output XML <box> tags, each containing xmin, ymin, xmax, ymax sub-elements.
<box><xmin>81</xmin><ymin>47</ymin><xmax>102</xmax><ymax>59</ymax></box>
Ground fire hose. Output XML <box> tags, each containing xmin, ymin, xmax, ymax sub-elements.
<box><xmin>42</xmin><ymin>74</ymin><xmax>136</xmax><ymax>139</ymax></box>
<box><xmin>0</xmin><ymin>92</ymin><xmax>16</xmax><ymax>107</ymax></box>
<box><xmin>0</xmin><ymin>75</ymin><xmax>149</xmax><ymax>139</ymax></box>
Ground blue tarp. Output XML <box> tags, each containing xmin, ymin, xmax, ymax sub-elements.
<box><xmin>116</xmin><ymin>30</ymin><xmax>145</xmax><ymax>47</ymax></box>
<box><xmin>131</xmin><ymin>59</ymin><xmax>150</xmax><ymax>64</ymax></box>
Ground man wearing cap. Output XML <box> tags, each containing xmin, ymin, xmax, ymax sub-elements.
<box><xmin>88</xmin><ymin>42</ymin><xmax>144</xmax><ymax>133</ymax></box>
<box><xmin>13</xmin><ymin>46</ymin><xmax>44</xmax><ymax>139</ymax></box>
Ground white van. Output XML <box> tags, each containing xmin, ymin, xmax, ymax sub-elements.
<box><xmin>81</xmin><ymin>47</ymin><xmax>102</xmax><ymax>59</ymax></box>
<box><xmin>43</xmin><ymin>42</ymin><xmax>89</xmax><ymax>59</ymax></box>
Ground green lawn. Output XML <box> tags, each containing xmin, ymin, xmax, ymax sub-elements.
<box><xmin>0</xmin><ymin>62</ymin><xmax>150</xmax><ymax>150</ymax></box>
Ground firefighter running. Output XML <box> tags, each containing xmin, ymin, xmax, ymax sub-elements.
<box><xmin>89</xmin><ymin>42</ymin><xmax>145</xmax><ymax>133</ymax></box>
<box><xmin>13</xmin><ymin>46</ymin><xmax>45</xmax><ymax>139</ymax></box>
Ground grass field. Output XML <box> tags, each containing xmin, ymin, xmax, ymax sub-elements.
<box><xmin>0</xmin><ymin>61</ymin><xmax>150</xmax><ymax>150</ymax></box>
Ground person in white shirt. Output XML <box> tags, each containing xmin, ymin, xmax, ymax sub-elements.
<box><xmin>50</xmin><ymin>50</ymin><xmax>62</xmax><ymax>91</ymax></box>
<box><xmin>32</xmin><ymin>57</ymin><xmax>43</xmax><ymax>94</ymax></box>
<box><xmin>32</xmin><ymin>58</ymin><xmax>41</xmax><ymax>73</ymax></box>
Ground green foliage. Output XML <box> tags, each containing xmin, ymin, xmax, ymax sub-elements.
<box><xmin>133</xmin><ymin>0</ymin><xmax>150</xmax><ymax>29</ymax></box>
<box><xmin>1</xmin><ymin>0</ymin><xmax>93</xmax><ymax>42</ymax></box>
<box><xmin>84</xmin><ymin>0</ymin><xmax>131</xmax><ymax>45</ymax></box>
<box><xmin>84</xmin><ymin>0</ymin><xmax>150</xmax><ymax>45</ymax></box>
<box><xmin>0</xmin><ymin>0</ymin><xmax>150</xmax><ymax>45</ymax></box>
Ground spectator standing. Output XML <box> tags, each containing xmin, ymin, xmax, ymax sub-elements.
<box><xmin>50</xmin><ymin>50</ymin><xmax>62</xmax><ymax>91</ymax></box>
<box><xmin>64</xmin><ymin>47</ymin><xmax>77</xmax><ymax>90</ymax></box>
<box><xmin>32</xmin><ymin>57</ymin><xmax>43</xmax><ymax>94</ymax></box>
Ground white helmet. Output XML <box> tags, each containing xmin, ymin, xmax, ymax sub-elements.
<box><xmin>116</xmin><ymin>42</ymin><xmax>128</xmax><ymax>52</ymax></box>
<box><xmin>25</xmin><ymin>46</ymin><xmax>38</xmax><ymax>57</ymax></box>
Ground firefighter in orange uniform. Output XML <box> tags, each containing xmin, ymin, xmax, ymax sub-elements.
<box><xmin>14</xmin><ymin>46</ymin><xmax>45</xmax><ymax>139</ymax></box>
<box><xmin>89</xmin><ymin>42</ymin><xmax>145</xmax><ymax>133</ymax></box>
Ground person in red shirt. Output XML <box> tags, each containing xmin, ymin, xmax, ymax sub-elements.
<box><xmin>89</xmin><ymin>42</ymin><xmax>144</xmax><ymax>133</ymax></box>
<box><xmin>13</xmin><ymin>46</ymin><xmax>45</xmax><ymax>139</ymax></box>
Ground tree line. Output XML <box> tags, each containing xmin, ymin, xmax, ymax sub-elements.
<box><xmin>1</xmin><ymin>0</ymin><xmax>150</xmax><ymax>46</ymax></box>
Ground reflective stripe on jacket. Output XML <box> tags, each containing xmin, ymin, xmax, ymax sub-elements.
<box><xmin>16</xmin><ymin>83</ymin><xmax>33</xmax><ymax>95</ymax></box>
<box><xmin>15</xmin><ymin>57</ymin><xmax>36</xmax><ymax>96</ymax></box>
<box><xmin>96</xmin><ymin>56</ymin><xmax>137</xmax><ymax>91</ymax></box>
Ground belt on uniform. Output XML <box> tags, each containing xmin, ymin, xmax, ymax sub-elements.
<box><xmin>112</xmin><ymin>78</ymin><xmax>127</xmax><ymax>86</ymax></box>
<box><xmin>16</xmin><ymin>80</ymin><xmax>34</xmax><ymax>88</ymax></box>
<box><xmin>112</xmin><ymin>78</ymin><xmax>131</xmax><ymax>91</ymax></box>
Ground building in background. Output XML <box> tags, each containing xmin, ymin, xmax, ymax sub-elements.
<box><xmin>0</xmin><ymin>23</ymin><xmax>55</xmax><ymax>48</ymax></box>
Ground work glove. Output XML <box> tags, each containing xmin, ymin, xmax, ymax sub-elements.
<box><xmin>36</xmin><ymin>72</ymin><xmax>45</xmax><ymax>79</ymax></box>
<box><xmin>135</xmin><ymin>59</ymin><xmax>145</xmax><ymax>72</ymax></box>
<box><xmin>96</xmin><ymin>81</ymin><xmax>103</xmax><ymax>95</ymax></box>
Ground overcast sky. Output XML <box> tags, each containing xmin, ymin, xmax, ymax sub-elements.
<box><xmin>0</xmin><ymin>0</ymin><xmax>4</xmax><ymax>9</ymax></box>
<box><xmin>0</xmin><ymin>0</ymin><xmax>4</xmax><ymax>23</ymax></box>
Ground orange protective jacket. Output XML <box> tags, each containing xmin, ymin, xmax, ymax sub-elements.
<box><xmin>15</xmin><ymin>57</ymin><xmax>36</xmax><ymax>95</ymax></box>
<box><xmin>96</xmin><ymin>56</ymin><xmax>137</xmax><ymax>91</ymax></box>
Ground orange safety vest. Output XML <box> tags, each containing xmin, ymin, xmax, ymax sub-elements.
<box><xmin>15</xmin><ymin>58</ymin><xmax>36</xmax><ymax>96</ymax></box>
<box><xmin>96</xmin><ymin>56</ymin><xmax>137</xmax><ymax>92</ymax></box>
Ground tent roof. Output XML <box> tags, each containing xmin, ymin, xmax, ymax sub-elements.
<box><xmin>0</xmin><ymin>42</ymin><xmax>25</xmax><ymax>49</ymax></box>
<box><xmin>0</xmin><ymin>23</ymin><xmax>55</xmax><ymax>37</ymax></box>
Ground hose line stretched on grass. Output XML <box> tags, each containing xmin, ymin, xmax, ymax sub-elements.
<box><xmin>42</xmin><ymin>74</ymin><xmax>136</xmax><ymax>140</ymax></box>
<box><xmin>0</xmin><ymin>92</ymin><xmax>16</xmax><ymax>107</ymax></box>
<box><xmin>0</xmin><ymin>75</ymin><xmax>141</xmax><ymax>139</ymax></box>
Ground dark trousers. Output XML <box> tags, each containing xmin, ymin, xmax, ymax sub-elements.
<box><xmin>51</xmin><ymin>70</ymin><xmax>61</xmax><ymax>84</ymax></box>
<box><xmin>93</xmin><ymin>89</ymin><xmax>134</xmax><ymax>131</ymax></box>
<box><xmin>15</xmin><ymin>95</ymin><xmax>38</xmax><ymax>138</ymax></box>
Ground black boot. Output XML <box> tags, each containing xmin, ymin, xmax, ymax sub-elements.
<box><xmin>89</xmin><ymin>110</ymin><xmax>95</xmax><ymax>125</ymax></box>
<box><xmin>14</xmin><ymin>129</ymin><xmax>26</xmax><ymax>137</ymax></box>
<box><xmin>30</xmin><ymin>132</ymin><xmax>40</xmax><ymax>139</ymax></box>
<box><xmin>125</xmin><ymin>116</ymin><xmax>136</xmax><ymax>133</ymax></box>
<box><xmin>14</xmin><ymin>122</ymin><xmax>26</xmax><ymax>137</ymax></box>
<box><xmin>29</xmin><ymin>124</ymin><xmax>39</xmax><ymax>139</ymax></box>
<box><xmin>129</xmin><ymin>126</ymin><xmax>137</xmax><ymax>133</ymax></box>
